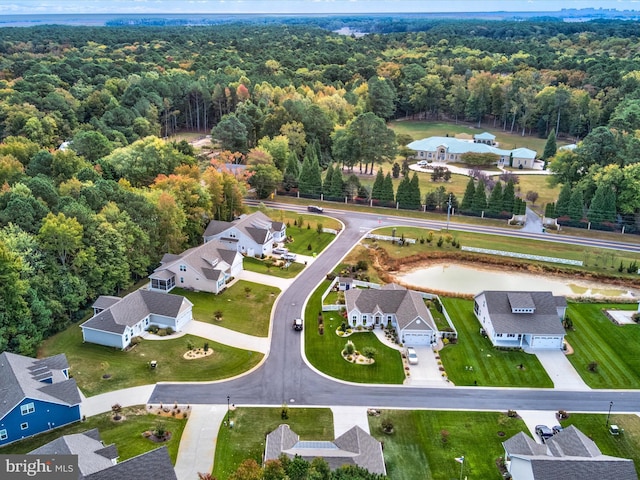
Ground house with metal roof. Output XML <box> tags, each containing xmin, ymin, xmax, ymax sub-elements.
<box><xmin>502</xmin><ymin>425</ymin><xmax>637</xmax><ymax>480</ymax></box>
<box><xmin>149</xmin><ymin>239</ymin><xmax>243</xmax><ymax>294</ymax></box>
<box><xmin>344</xmin><ymin>284</ymin><xmax>438</xmax><ymax>346</ymax></box>
<box><xmin>473</xmin><ymin>291</ymin><xmax>567</xmax><ymax>349</ymax></box>
<box><xmin>203</xmin><ymin>211</ymin><xmax>286</xmax><ymax>257</ymax></box>
<box><xmin>0</xmin><ymin>352</ymin><xmax>81</xmax><ymax>447</ymax></box>
<box><xmin>80</xmin><ymin>290</ymin><xmax>193</xmax><ymax>349</ymax></box>
<box><xmin>407</xmin><ymin>135</ymin><xmax>537</xmax><ymax>169</ymax></box>
<box><xmin>264</xmin><ymin>424</ymin><xmax>386</xmax><ymax>475</ymax></box>
<box><xmin>30</xmin><ymin>429</ymin><xmax>177</xmax><ymax>480</ymax></box>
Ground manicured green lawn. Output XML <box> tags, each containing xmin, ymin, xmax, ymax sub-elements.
<box><xmin>369</xmin><ymin>410</ymin><xmax>527</xmax><ymax>480</ymax></box>
<box><xmin>39</xmin><ymin>327</ymin><xmax>263</xmax><ymax>397</ymax></box>
<box><xmin>243</xmin><ymin>256</ymin><xmax>304</xmax><ymax>278</ymax></box>
<box><xmin>560</xmin><ymin>413</ymin><xmax>640</xmax><ymax>476</ymax></box>
<box><xmin>0</xmin><ymin>406</ymin><xmax>187</xmax><ymax>464</ymax></box>
<box><xmin>254</xmin><ymin>207</ymin><xmax>342</xmax><ymax>231</ymax></box>
<box><xmin>440</xmin><ymin>298</ymin><xmax>553</xmax><ymax>387</ymax></box>
<box><xmin>212</xmin><ymin>407</ymin><xmax>333</xmax><ymax>479</ymax></box>
<box><xmin>305</xmin><ymin>281</ymin><xmax>406</xmax><ymax>384</ymax></box>
<box><xmin>173</xmin><ymin>281</ymin><xmax>278</xmax><ymax>337</ymax></box>
<box><xmin>564</xmin><ymin>303</ymin><xmax>640</xmax><ymax>389</ymax></box>
<box><xmin>285</xmin><ymin>224</ymin><xmax>335</xmax><ymax>255</ymax></box>
<box><xmin>427</xmin><ymin>300</ymin><xmax>450</xmax><ymax>332</ymax></box>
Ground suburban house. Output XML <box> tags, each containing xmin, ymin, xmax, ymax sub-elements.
<box><xmin>203</xmin><ymin>211</ymin><xmax>287</xmax><ymax>257</ymax></box>
<box><xmin>473</xmin><ymin>291</ymin><xmax>567</xmax><ymax>349</ymax></box>
<box><xmin>30</xmin><ymin>429</ymin><xmax>177</xmax><ymax>480</ymax></box>
<box><xmin>344</xmin><ymin>284</ymin><xmax>438</xmax><ymax>346</ymax></box>
<box><xmin>264</xmin><ymin>424</ymin><xmax>386</xmax><ymax>475</ymax></box>
<box><xmin>80</xmin><ymin>290</ymin><xmax>193</xmax><ymax>349</ymax></box>
<box><xmin>407</xmin><ymin>134</ymin><xmax>538</xmax><ymax>169</ymax></box>
<box><xmin>149</xmin><ymin>239</ymin><xmax>243</xmax><ymax>294</ymax></box>
<box><xmin>502</xmin><ymin>426</ymin><xmax>637</xmax><ymax>480</ymax></box>
<box><xmin>0</xmin><ymin>352</ymin><xmax>81</xmax><ymax>447</ymax></box>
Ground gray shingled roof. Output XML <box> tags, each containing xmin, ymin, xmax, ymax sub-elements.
<box><xmin>81</xmin><ymin>290</ymin><xmax>192</xmax><ymax>334</ymax></box>
<box><xmin>151</xmin><ymin>238</ymin><xmax>240</xmax><ymax>284</ymax></box>
<box><xmin>91</xmin><ymin>296</ymin><xmax>121</xmax><ymax>311</ymax></box>
<box><xmin>502</xmin><ymin>432</ymin><xmax>547</xmax><ymax>456</ymax></box>
<box><xmin>345</xmin><ymin>284</ymin><xmax>436</xmax><ymax>332</ymax></box>
<box><xmin>204</xmin><ymin>212</ymin><xmax>280</xmax><ymax>246</ymax></box>
<box><xmin>477</xmin><ymin>291</ymin><xmax>566</xmax><ymax>335</ymax></box>
<box><xmin>30</xmin><ymin>429</ymin><xmax>117</xmax><ymax>477</ymax></box>
<box><xmin>529</xmin><ymin>458</ymin><xmax>637</xmax><ymax>480</ymax></box>
<box><xmin>0</xmin><ymin>352</ymin><xmax>81</xmax><ymax>420</ymax></box>
<box><xmin>546</xmin><ymin>426</ymin><xmax>602</xmax><ymax>458</ymax></box>
<box><xmin>84</xmin><ymin>446</ymin><xmax>177</xmax><ymax>480</ymax></box>
<box><xmin>203</xmin><ymin>219</ymin><xmax>232</xmax><ymax>238</ymax></box>
<box><xmin>264</xmin><ymin>425</ymin><xmax>386</xmax><ymax>476</ymax></box>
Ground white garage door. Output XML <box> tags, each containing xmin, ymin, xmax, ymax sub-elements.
<box><xmin>531</xmin><ymin>336</ymin><xmax>562</xmax><ymax>349</ymax></box>
<box><xmin>402</xmin><ymin>332</ymin><xmax>432</xmax><ymax>346</ymax></box>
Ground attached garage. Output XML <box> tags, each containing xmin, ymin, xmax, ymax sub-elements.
<box><xmin>401</xmin><ymin>331</ymin><xmax>434</xmax><ymax>346</ymax></box>
<box><xmin>529</xmin><ymin>335</ymin><xmax>563</xmax><ymax>349</ymax></box>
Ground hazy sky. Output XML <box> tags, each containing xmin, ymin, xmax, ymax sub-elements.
<box><xmin>0</xmin><ymin>0</ymin><xmax>636</xmax><ymax>15</ymax></box>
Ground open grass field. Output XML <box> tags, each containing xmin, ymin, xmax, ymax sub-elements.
<box><xmin>369</xmin><ymin>410</ymin><xmax>527</xmax><ymax>480</ymax></box>
<box><xmin>564</xmin><ymin>303</ymin><xmax>640</xmax><ymax>389</ymax></box>
<box><xmin>243</xmin><ymin>255</ymin><xmax>304</xmax><ymax>278</ymax></box>
<box><xmin>173</xmin><ymin>281</ymin><xmax>278</xmax><ymax>337</ymax></box>
<box><xmin>39</xmin><ymin>326</ymin><xmax>263</xmax><ymax>397</ymax></box>
<box><xmin>212</xmin><ymin>407</ymin><xmax>333</xmax><ymax>479</ymax></box>
<box><xmin>305</xmin><ymin>281</ymin><xmax>406</xmax><ymax>384</ymax></box>
<box><xmin>254</xmin><ymin>206</ymin><xmax>342</xmax><ymax>231</ymax></box>
<box><xmin>559</xmin><ymin>413</ymin><xmax>640</xmax><ymax>476</ymax></box>
<box><xmin>439</xmin><ymin>298</ymin><xmax>553</xmax><ymax>387</ymax></box>
<box><xmin>0</xmin><ymin>406</ymin><xmax>187</xmax><ymax>464</ymax></box>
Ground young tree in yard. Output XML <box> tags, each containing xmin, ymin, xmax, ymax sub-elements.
<box><xmin>542</xmin><ymin>129</ymin><xmax>557</xmax><ymax>160</ymax></box>
<box><xmin>526</xmin><ymin>190</ymin><xmax>539</xmax><ymax>205</ymax></box>
<box><xmin>247</xmin><ymin>164</ymin><xmax>282</xmax><ymax>199</ymax></box>
<box><xmin>568</xmin><ymin>188</ymin><xmax>585</xmax><ymax>221</ymax></box>
<box><xmin>461</xmin><ymin>177</ymin><xmax>475</xmax><ymax>212</ymax></box>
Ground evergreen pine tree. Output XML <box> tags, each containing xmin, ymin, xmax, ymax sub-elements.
<box><xmin>309</xmin><ymin>155</ymin><xmax>323</xmax><ymax>196</ymax></box>
<box><xmin>283</xmin><ymin>151</ymin><xmax>300</xmax><ymax>191</ymax></box>
<box><xmin>371</xmin><ymin>169</ymin><xmax>385</xmax><ymax>200</ymax></box>
<box><xmin>461</xmin><ymin>177</ymin><xmax>475</xmax><ymax>212</ymax></box>
<box><xmin>407</xmin><ymin>172</ymin><xmax>422</xmax><ymax>209</ymax></box>
<box><xmin>603</xmin><ymin>188</ymin><xmax>617</xmax><ymax>223</ymax></box>
<box><xmin>323</xmin><ymin>163</ymin><xmax>334</xmax><ymax>194</ymax></box>
<box><xmin>502</xmin><ymin>180</ymin><xmax>515</xmax><ymax>213</ymax></box>
<box><xmin>487</xmin><ymin>182</ymin><xmax>504</xmax><ymax>215</ymax></box>
<box><xmin>392</xmin><ymin>162</ymin><xmax>400</xmax><ymax>178</ymax></box>
<box><xmin>568</xmin><ymin>189</ymin><xmax>584</xmax><ymax>221</ymax></box>
<box><xmin>297</xmin><ymin>151</ymin><xmax>313</xmax><ymax>194</ymax></box>
<box><xmin>588</xmin><ymin>183</ymin><xmax>616</xmax><ymax>223</ymax></box>
<box><xmin>544</xmin><ymin>202</ymin><xmax>556</xmax><ymax>218</ymax></box>
<box><xmin>472</xmin><ymin>179</ymin><xmax>487</xmax><ymax>214</ymax></box>
<box><xmin>329</xmin><ymin>168</ymin><xmax>344</xmax><ymax>198</ymax></box>
<box><xmin>555</xmin><ymin>183</ymin><xmax>572</xmax><ymax>217</ymax></box>
<box><xmin>425</xmin><ymin>191</ymin><xmax>438</xmax><ymax>210</ymax></box>
<box><xmin>381</xmin><ymin>172</ymin><xmax>395</xmax><ymax>202</ymax></box>
<box><xmin>396</xmin><ymin>175</ymin><xmax>411</xmax><ymax>208</ymax></box>
<box><xmin>542</xmin><ymin>129</ymin><xmax>557</xmax><ymax>160</ymax></box>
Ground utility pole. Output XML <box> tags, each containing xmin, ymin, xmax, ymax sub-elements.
<box><xmin>447</xmin><ymin>193</ymin><xmax>452</xmax><ymax>232</ymax></box>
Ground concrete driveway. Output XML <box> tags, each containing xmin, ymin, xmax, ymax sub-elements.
<box><xmin>405</xmin><ymin>346</ymin><xmax>451</xmax><ymax>386</ymax></box>
<box><xmin>534</xmin><ymin>350</ymin><xmax>590</xmax><ymax>391</ymax></box>
<box><xmin>518</xmin><ymin>410</ymin><xmax>560</xmax><ymax>444</ymax></box>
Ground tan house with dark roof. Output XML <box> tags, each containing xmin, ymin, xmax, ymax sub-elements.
<box><xmin>474</xmin><ymin>291</ymin><xmax>567</xmax><ymax>349</ymax></box>
<box><xmin>149</xmin><ymin>239</ymin><xmax>243</xmax><ymax>294</ymax></box>
<box><xmin>264</xmin><ymin>424</ymin><xmax>386</xmax><ymax>475</ymax></box>
<box><xmin>344</xmin><ymin>284</ymin><xmax>438</xmax><ymax>346</ymax></box>
<box><xmin>203</xmin><ymin>211</ymin><xmax>286</xmax><ymax>257</ymax></box>
<box><xmin>80</xmin><ymin>290</ymin><xmax>193</xmax><ymax>349</ymax></box>
<box><xmin>503</xmin><ymin>425</ymin><xmax>637</xmax><ymax>480</ymax></box>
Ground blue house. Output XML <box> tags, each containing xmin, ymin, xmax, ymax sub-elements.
<box><xmin>0</xmin><ymin>352</ymin><xmax>82</xmax><ymax>447</ymax></box>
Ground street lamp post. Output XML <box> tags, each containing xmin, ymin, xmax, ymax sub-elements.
<box><xmin>227</xmin><ymin>395</ymin><xmax>231</xmax><ymax>429</ymax></box>
<box><xmin>446</xmin><ymin>193</ymin><xmax>452</xmax><ymax>232</ymax></box>
<box><xmin>606</xmin><ymin>401</ymin><xmax>613</xmax><ymax>428</ymax></box>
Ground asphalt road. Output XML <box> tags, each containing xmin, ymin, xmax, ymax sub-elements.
<box><xmin>149</xmin><ymin>205</ymin><xmax>640</xmax><ymax>413</ymax></box>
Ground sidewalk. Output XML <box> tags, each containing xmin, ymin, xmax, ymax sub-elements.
<box><xmin>182</xmin><ymin>321</ymin><xmax>270</xmax><ymax>354</ymax></box>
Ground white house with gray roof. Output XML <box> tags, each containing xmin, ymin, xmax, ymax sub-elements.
<box><xmin>0</xmin><ymin>352</ymin><xmax>81</xmax><ymax>446</ymax></box>
<box><xmin>203</xmin><ymin>211</ymin><xmax>286</xmax><ymax>257</ymax></box>
<box><xmin>149</xmin><ymin>239</ymin><xmax>243</xmax><ymax>294</ymax></box>
<box><xmin>502</xmin><ymin>425</ymin><xmax>637</xmax><ymax>480</ymax></box>
<box><xmin>408</xmin><ymin>135</ymin><xmax>537</xmax><ymax>169</ymax></box>
<box><xmin>30</xmin><ymin>429</ymin><xmax>177</xmax><ymax>480</ymax></box>
<box><xmin>474</xmin><ymin>291</ymin><xmax>567</xmax><ymax>350</ymax></box>
<box><xmin>80</xmin><ymin>290</ymin><xmax>193</xmax><ymax>349</ymax></box>
<box><xmin>344</xmin><ymin>284</ymin><xmax>438</xmax><ymax>346</ymax></box>
<box><xmin>264</xmin><ymin>424</ymin><xmax>386</xmax><ymax>475</ymax></box>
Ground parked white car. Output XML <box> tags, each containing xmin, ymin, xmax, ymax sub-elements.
<box><xmin>272</xmin><ymin>247</ymin><xmax>288</xmax><ymax>255</ymax></box>
<box><xmin>417</xmin><ymin>160</ymin><xmax>429</xmax><ymax>167</ymax></box>
<box><xmin>406</xmin><ymin>347</ymin><xmax>418</xmax><ymax>365</ymax></box>
<box><xmin>282</xmin><ymin>252</ymin><xmax>297</xmax><ymax>262</ymax></box>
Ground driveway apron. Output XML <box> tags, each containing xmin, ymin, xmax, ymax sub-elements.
<box><xmin>534</xmin><ymin>350</ymin><xmax>590</xmax><ymax>391</ymax></box>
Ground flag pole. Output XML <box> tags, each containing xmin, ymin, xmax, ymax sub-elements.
<box><xmin>459</xmin><ymin>455</ymin><xmax>464</xmax><ymax>480</ymax></box>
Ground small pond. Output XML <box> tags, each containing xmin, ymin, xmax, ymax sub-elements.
<box><xmin>397</xmin><ymin>264</ymin><xmax>638</xmax><ymax>298</ymax></box>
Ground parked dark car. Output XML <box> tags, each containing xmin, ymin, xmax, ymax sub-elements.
<box><xmin>307</xmin><ymin>205</ymin><xmax>323</xmax><ymax>213</ymax></box>
<box><xmin>535</xmin><ymin>425</ymin><xmax>554</xmax><ymax>442</ymax></box>
<box><xmin>552</xmin><ymin>425</ymin><xmax>564</xmax><ymax>434</ymax></box>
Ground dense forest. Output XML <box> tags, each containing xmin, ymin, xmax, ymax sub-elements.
<box><xmin>2</xmin><ymin>18</ymin><xmax>640</xmax><ymax>354</ymax></box>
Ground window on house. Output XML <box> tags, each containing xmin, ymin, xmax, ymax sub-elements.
<box><xmin>0</xmin><ymin>429</ymin><xmax>7</xmax><ymax>440</ymax></box>
<box><xmin>179</xmin><ymin>265</ymin><xmax>187</xmax><ymax>272</ymax></box>
<box><xmin>180</xmin><ymin>277</ymin><xmax>184</xmax><ymax>283</ymax></box>
<box><xmin>352</xmin><ymin>316</ymin><xmax>357</xmax><ymax>322</ymax></box>
<box><xmin>362</xmin><ymin>315</ymin><xmax>367</xmax><ymax>322</ymax></box>
<box><xmin>387</xmin><ymin>316</ymin><xmax>392</xmax><ymax>322</ymax></box>
<box><xmin>20</xmin><ymin>403</ymin><xmax>35</xmax><ymax>415</ymax></box>
<box><xmin>145</xmin><ymin>318</ymin><xmax>149</xmax><ymax>325</ymax></box>
<box><xmin>20</xmin><ymin>423</ymin><xmax>28</xmax><ymax>430</ymax></box>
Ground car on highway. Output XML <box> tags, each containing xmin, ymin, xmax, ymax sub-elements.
<box><xmin>293</xmin><ymin>318</ymin><xmax>303</xmax><ymax>331</ymax></box>
<box><xmin>282</xmin><ymin>252</ymin><xmax>297</xmax><ymax>262</ymax></box>
<box><xmin>406</xmin><ymin>347</ymin><xmax>418</xmax><ymax>365</ymax></box>
<box><xmin>272</xmin><ymin>247</ymin><xmax>288</xmax><ymax>255</ymax></box>
<box><xmin>307</xmin><ymin>205</ymin><xmax>324</xmax><ymax>213</ymax></box>
<box><xmin>535</xmin><ymin>425</ymin><xmax>554</xmax><ymax>442</ymax></box>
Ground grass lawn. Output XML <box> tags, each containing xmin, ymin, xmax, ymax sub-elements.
<box><xmin>305</xmin><ymin>281</ymin><xmax>406</xmax><ymax>384</ymax></box>
<box><xmin>285</xmin><ymin>224</ymin><xmax>335</xmax><ymax>255</ymax></box>
<box><xmin>369</xmin><ymin>410</ymin><xmax>527</xmax><ymax>480</ymax></box>
<box><xmin>439</xmin><ymin>298</ymin><xmax>553</xmax><ymax>387</ymax></box>
<box><xmin>0</xmin><ymin>406</ymin><xmax>187</xmax><ymax>464</ymax></box>
<box><xmin>39</xmin><ymin>327</ymin><xmax>263</xmax><ymax>397</ymax></box>
<box><xmin>212</xmin><ymin>407</ymin><xmax>333</xmax><ymax>479</ymax></box>
<box><xmin>173</xmin><ymin>281</ymin><xmax>278</xmax><ymax>337</ymax></box>
<box><xmin>243</xmin><ymin>255</ymin><xmax>304</xmax><ymax>279</ymax></box>
<box><xmin>427</xmin><ymin>300</ymin><xmax>450</xmax><ymax>332</ymax></box>
<box><xmin>560</xmin><ymin>413</ymin><xmax>640</xmax><ymax>476</ymax></box>
<box><xmin>253</xmin><ymin>207</ymin><xmax>342</xmax><ymax>232</ymax></box>
<box><xmin>564</xmin><ymin>303</ymin><xmax>640</xmax><ymax>389</ymax></box>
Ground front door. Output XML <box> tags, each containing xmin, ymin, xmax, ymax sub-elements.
<box><xmin>375</xmin><ymin>316</ymin><xmax>381</xmax><ymax>325</ymax></box>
